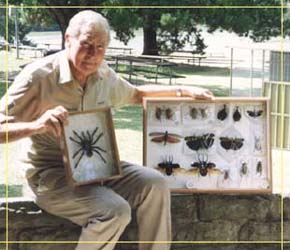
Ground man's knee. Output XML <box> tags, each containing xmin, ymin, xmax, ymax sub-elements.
<box><xmin>113</xmin><ymin>201</ymin><xmax>132</xmax><ymax>227</ymax></box>
<box><xmin>144</xmin><ymin>169</ymin><xmax>169</xmax><ymax>194</ymax></box>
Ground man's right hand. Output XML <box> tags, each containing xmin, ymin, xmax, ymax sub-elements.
<box><xmin>34</xmin><ymin>106</ymin><xmax>69</xmax><ymax>138</ymax></box>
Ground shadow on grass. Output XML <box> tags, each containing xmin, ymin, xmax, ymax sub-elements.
<box><xmin>0</xmin><ymin>184</ymin><xmax>23</xmax><ymax>198</ymax></box>
<box><xmin>174</xmin><ymin>64</ymin><xmax>230</xmax><ymax>77</ymax></box>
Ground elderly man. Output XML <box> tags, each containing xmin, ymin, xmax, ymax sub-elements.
<box><xmin>0</xmin><ymin>10</ymin><xmax>213</xmax><ymax>250</ymax></box>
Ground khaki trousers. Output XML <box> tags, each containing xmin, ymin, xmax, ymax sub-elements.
<box><xmin>33</xmin><ymin>162</ymin><xmax>171</xmax><ymax>250</ymax></box>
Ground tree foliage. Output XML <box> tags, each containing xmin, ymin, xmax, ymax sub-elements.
<box><xmin>1</xmin><ymin>0</ymin><xmax>285</xmax><ymax>55</ymax></box>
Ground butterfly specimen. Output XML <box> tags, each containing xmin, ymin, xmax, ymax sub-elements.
<box><xmin>219</xmin><ymin>137</ymin><xmax>244</xmax><ymax>151</ymax></box>
<box><xmin>184</xmin><ymin>133</ymin><xmax>215</xmax><ymax>151</ymax></box>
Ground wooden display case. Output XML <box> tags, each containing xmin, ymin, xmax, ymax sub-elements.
<box><xmin>143</xmin><ymin>97</ymin><xmax>272</xmax><ymax>193</ymax></box>
<box><xmin>61</xmin><ymin>108</ymin><xmax>122</xmax><ymax>187</ymax></box>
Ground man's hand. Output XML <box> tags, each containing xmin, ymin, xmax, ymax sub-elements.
<box><xmin>34</xmin><ymin>106</ymin><xmax>69</xmax><ymax>138</ymax></box>
<box><xmin>135</xmin><ymin>85</ymin><xmax>214</xmax><ymax>104</ymax></box>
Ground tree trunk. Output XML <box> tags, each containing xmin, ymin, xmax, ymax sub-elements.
<box><xmin>142</xmin><ymin>12</ymin><xmax>159</xmax><ymax>55</ymax></box>
<box><xmin>143</xmin><ymin>25</ymin><xmax>159</xmax><ymax>55</ymax></box>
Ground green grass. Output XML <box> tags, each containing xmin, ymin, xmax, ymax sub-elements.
<box><xmin>173</xmin><ymin>64</ymin><xmax>230</xmax><ymax>76</ymax></box>
<box><xmin>115</xmin><ymin>63</ymin><xmax>229</xmax><ymax>77</ymax></box>
<box><xmin>113</xmin><ymin>105</ymin><xmax>143</xmax><ymax>131</ymax></box>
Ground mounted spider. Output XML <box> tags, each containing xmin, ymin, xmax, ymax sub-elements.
<box><xmin>191</xmin><ymin>153</ymin><xmax>216</xmax><ymax>177</ymax></box>
<box><xmin>69</xmin><ymin>126</ymin><xmax>107</xmax><ymax>169</ymax></box>
<box><xmin>157</xmin><ymin>155</ymin><xmax>180</xmax><ymax>176</ymax></box>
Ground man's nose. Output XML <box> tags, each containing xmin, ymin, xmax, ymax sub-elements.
<box><xmin>88</xmin><ymin>47</ymin><xmax>97</xmax><ymax>56</ymax></box>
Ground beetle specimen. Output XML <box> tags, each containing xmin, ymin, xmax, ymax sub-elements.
<box><xmin>69</xmin><ymin>127</ymin><xmax>107</xmax><ymax>169</ymax></box>
<box><xmin>240</xmin><ymin>162</ymin><xmax>248</xmax><ymax>176</ymax></box>
<box><xmin>191</xmin><ymin>153</ymin><xmax>216</xmax><ymax>176</ymax></box>
<box><xmin>199</xmin><ymin>108</ymin><xmax>208</xmax><ymax>119</ymax></box>
<box><xmin>219</xmin><ymin>137</ymin><xmax>244</xmax><ymax>151</ymax></box>
<box><xmin>233</xmin><ymin>106</ymin><xmax>241</xmax><ymax>122</ymax></box>
<box><xmin>155</xmin><ymin>107</ymin><xmax>174</xmax><ymax>121</ymax></box>
<box><xmin>184</xmin><ymin>133</ymin><xmax>215</xmax><ymax>151</ymax></box>
<box><xmin>157</xmin><ymin>155</ymin><xmax>180</xmax><ymax>176</ymax></box>
<box><xmin>223</xmin><ymin>170</ymin><xmax>230</xmax><ymax>181</ymax></box>
<box><xmin>256</xmin><ymin>161</ymin><xmax>262</xmax><ymax>175</ymax></box>
<box><xmin>247</xmin><ymin>109</ymin><xmax>263</xmax><ymax>118</ymax></box>
<box><xmin>190</xmin><ymin>107</ymin><xmax>198</xmax><ymax>119</ymax></box>
<box><xmin>217</xmin><ymin>104</ymin><xmax>228</xmax><ymax>121</ymax></box>
<box><xmin>155</xmin><ymin>107</ymin><xmax>162</xmax><ymax>120</ymax></box>
<box><xmin>149</xmin><ymin>131</ymin><xmax>182</xmax><ymax>145</ymax></box>
<box><xmin>254</xmin><ymin>136</ymin><xmax>262</xmax><ymax>151</ymax></box>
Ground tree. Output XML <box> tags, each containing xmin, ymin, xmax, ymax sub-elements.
<box><xmin>0</xmin><ymin>7</ymin><xmax>33</xmax><ymax>44</ymax></box>
<box><xmin>102</xmin><ymin>0</ymin><xmax>283</xmax><ymax>55</ymax></box>
<box><xmin>4</xmin><ymin>0</ymin><xmax>285</xmax><ymax>55</ymax></box>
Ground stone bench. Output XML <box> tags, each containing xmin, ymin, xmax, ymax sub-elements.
<box><xmin>1</xmin><ymin>194</ymin><xmax>289</xmax><ymax>250</ymax></box>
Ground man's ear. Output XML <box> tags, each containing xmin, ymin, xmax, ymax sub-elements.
<box><xmin>65</xmin><ymin>34</ymin><xmax>71</xmax><ymax>48</ymax></box>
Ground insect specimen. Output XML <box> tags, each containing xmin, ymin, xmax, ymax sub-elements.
<box><xmin>217</xmin><ymin>104</ymin><xmax>228</xmax><ymax>121</ymax></box>
<box><xmin>190</xmin><ymin>107</ymin><xmax>198</xmax><ymax>119</ymax></box>
<box><xmin>223</xmin><ymin>170</ymin><xmax>230</xmax><ymax>181</ymax></box>
<box><xmin>254</xmin><ymin>136</ymin><xmax>262</xmax><ymax>151</ymax></box>
<box><xmin>155</xmin><ymin>107</ymin><xmax>162</xmax><ymax>120</ymax></box>
<box><xmin>184</xmin><ymin>133</ymin><xmax>215</xmax><ymax>151</ymax></box>
<box><xmin>199</xmin><ymin>108</ymin><xmax>207</xmax><ymax>119</ymax></box>
<box><xmin>69</xmin><ymin>127</ymin><xmax>107</xmax><ymax>169</ymax></box>
<box><xmin>240</xmin><ymin>162</ymin><xmax>248</xmax><ymax>176</ymax></box>
<box><xmin>157</xmin><ymin>155</ymin><xmax>180</xmax><ymax>176</ymax></box>
<box><xmin>155</xmin><ymin>107</ymin><xmax>174</xmax><ymax>121</ymax></box>
<box><xmin>233</xmin><ymin>106</ymin><xmax>241</xmax><ymax>122</ymax></box>
<box><xmin>247</xmin><ymin>109</ymin><xmax>263</xmax><ymax>118</ymax></box>
<box><xmin>219</xmin><ymin>137</ymin><xmax>244</xmax><ymax>151</ymax></box>
<box><xmin>256</xmin><ymin>161</ymin><xmax>262</xmax><ymax>175</ymax></box>
<box><xmin>191</xmin><ymin>153</ymin><xmax>216</xmax><ymax>176</ymax></box>
<box><xmin>149</xmin><ymin>131</ymin><xmax>182</xmax><ymax>145</ymax></box>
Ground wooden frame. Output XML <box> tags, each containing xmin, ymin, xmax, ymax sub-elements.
<box><xmin>61</xmin><ymin>108</ymin><xmax>122</xmax><ymax>187</ymax></box>
<box><xmin>143</xmin><ymin>97</ymin><xmax>272</xmax><ymax>194</ymax></box>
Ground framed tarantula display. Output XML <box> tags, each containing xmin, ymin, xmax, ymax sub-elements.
<box><xmin>61</xmin><ymin>108</ymin><xmax>121</xmax><ymax>187</ymax></box>
<box><xmin>143</xmin><ymin>97</ymin><xmax>272</xmax><ymax>194</ymax></box>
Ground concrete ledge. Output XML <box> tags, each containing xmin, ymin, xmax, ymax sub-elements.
<box><xmin>0</xmin><ymin>194</ymin><xmax>289</xmax><ymax>250</ymax></box>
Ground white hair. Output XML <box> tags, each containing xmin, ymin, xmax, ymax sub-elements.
<box><xmin>66</xmin><ymin>10</ymin><xmax>110</xmax><ymax>44</ymax></box>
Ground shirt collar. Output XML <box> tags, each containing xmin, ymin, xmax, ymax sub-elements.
<box><xmin>58</xmin><ymin>51</ymin><xmax>107</xmax><ymax>84</ymax></box>
<box><xmin>58</xmin><ymin>51</ymin><xmax>73</xmax><ymax>84</ymax></box>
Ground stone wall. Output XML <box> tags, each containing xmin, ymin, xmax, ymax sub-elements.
<box><xmin>0</xmin><ymin>194</ymin><xmax>289</xmax><ymax>250</ymax></box>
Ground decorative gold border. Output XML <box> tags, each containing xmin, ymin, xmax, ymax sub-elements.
<box><xmin>3</xmin><ymin>3</ymin><xmax>286</xmax><ymax>249</ymax></box>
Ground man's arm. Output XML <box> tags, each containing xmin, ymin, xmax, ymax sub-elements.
<box><xmin>131</xmin><ymin>85</ymin><xmax>214</xmax><ymax>104</ymax></box>
<box><xmin>0</xmin><ymin>106</ymin><xmax>68</xmax><ymax>143</ymax></box>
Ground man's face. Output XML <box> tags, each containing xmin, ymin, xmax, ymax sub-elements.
<box><xmin>66</xmin><ymin>28</ymin><xmax>108</xmax><ymax>79</ymax></box>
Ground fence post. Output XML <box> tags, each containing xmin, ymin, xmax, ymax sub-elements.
<box><xmin>229</xmin><ymin>47</ymin><xmax>233</xmax><ymax>96</ymax></box>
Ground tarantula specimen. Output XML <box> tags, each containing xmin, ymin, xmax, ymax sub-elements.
<box><xmin>69</xmin><ymin>126</ymin><xmax>107</xmax><ymax>169</ymax></box>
